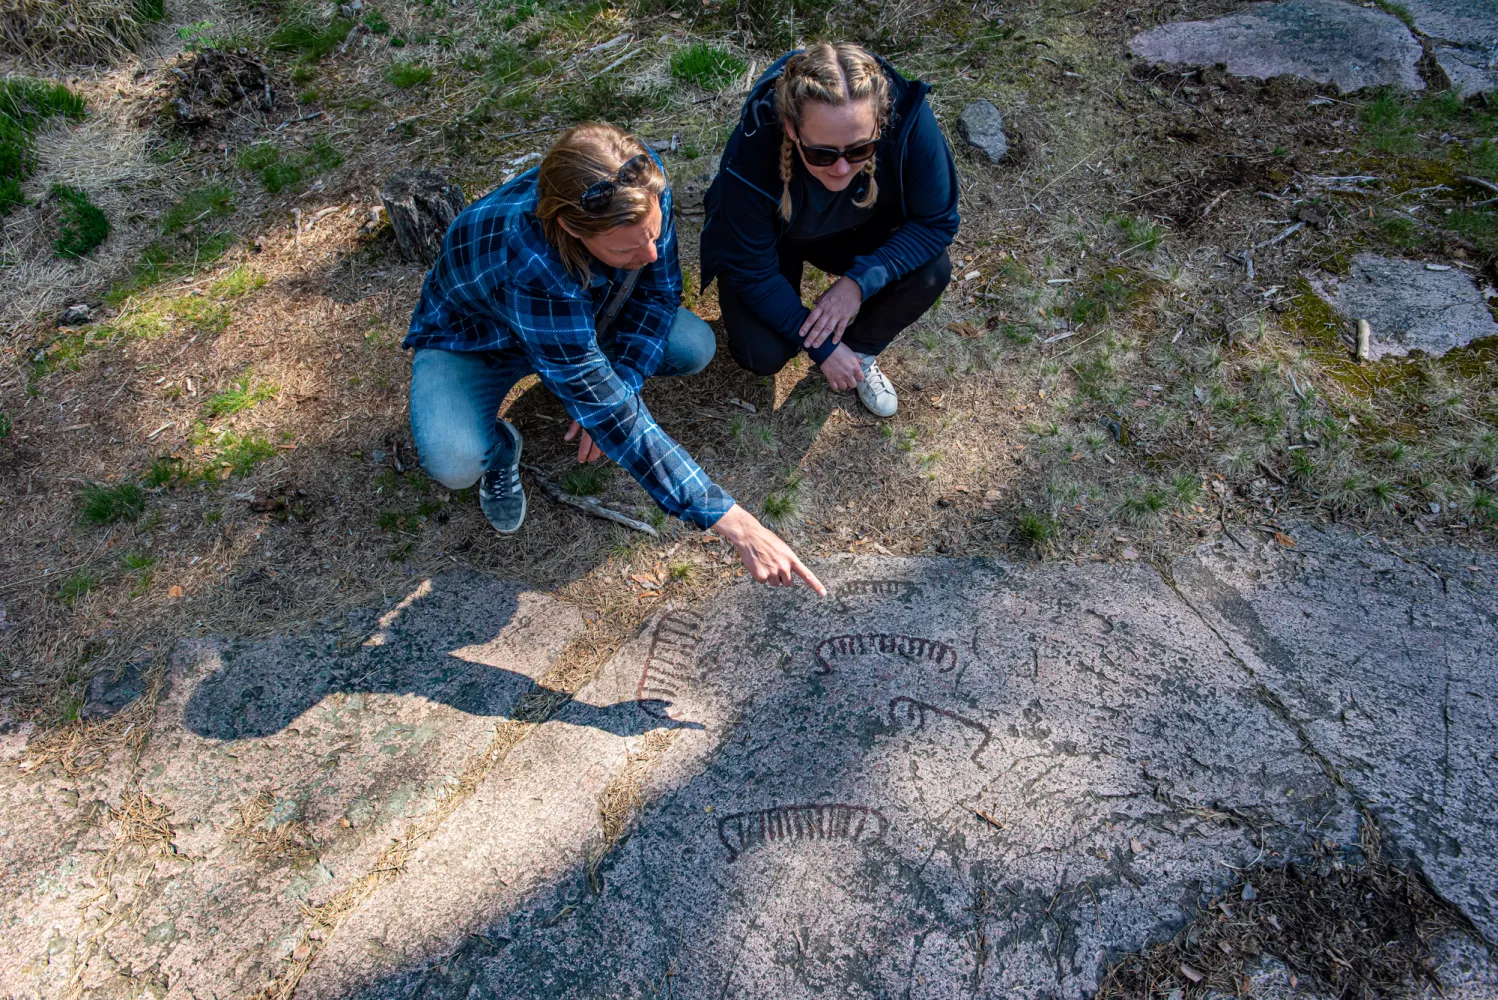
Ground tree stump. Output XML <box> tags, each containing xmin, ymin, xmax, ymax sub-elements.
<box><xmin>380</xmin><ymin>169</ymin><xmax>466</xmax><ymax>265</ymax></box>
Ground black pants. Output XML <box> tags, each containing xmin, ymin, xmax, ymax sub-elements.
<box><xmin>717</xmin><ymin>222</ymin><xmax>952</xmax><ymax>377</ymax></box>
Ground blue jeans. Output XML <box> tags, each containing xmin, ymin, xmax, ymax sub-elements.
<box><xmin>409</xmin><ymin>307</ymin><xmax>715</xmax><ymax>489</ymax></box>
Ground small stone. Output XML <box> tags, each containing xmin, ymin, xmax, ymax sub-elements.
<box><xmin>1121</xmin><ymin>547</ymin><xmax>1140</xmax><ymax>561</ymax></box>
<box><xmin>956</xmin><ymin>100</ymin><xmax>1008</xmax><ymax>164</ymax></box>
<box><xmin>59</xmin><ymin>303</ymin><xmax>91</xmax><ymax>326</ymax></box>
<box><xmin>1241</xmin><ymin>881</ymin><xmax>1257</xmax><ymax>900</ymax></box>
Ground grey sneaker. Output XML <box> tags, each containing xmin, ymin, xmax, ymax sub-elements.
<box><xmin>479</xmin><ymin>419</ymin><xmax>526</xmax><ymax>535</ymax></box>
<box><xmin>854</xmin><ymin>352</ymin><xmax>898</xmax><ymax>417</ymax></box>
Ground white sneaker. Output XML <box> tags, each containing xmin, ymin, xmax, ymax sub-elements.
<box><xmin>853</xmin><ymin>352</ymin><xmax>897</xmax><ymax>417</ymax></box>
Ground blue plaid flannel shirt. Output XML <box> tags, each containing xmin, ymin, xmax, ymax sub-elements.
<box><xmin>404</xmin><ymin>160</ymin><xmax>736</xmax><ymax>529</ymax></box>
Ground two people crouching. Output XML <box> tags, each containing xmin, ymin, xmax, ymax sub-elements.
<box><xmin>404</xmin><ymin>42</ymin><xmax>959</xmax><ymax>593</ymax></box>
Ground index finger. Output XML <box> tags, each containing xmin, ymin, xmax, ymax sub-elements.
<box><xmin>789</xmin><ymin>552</ymin><xmax>827</xmax><ymax>596</ymax></box>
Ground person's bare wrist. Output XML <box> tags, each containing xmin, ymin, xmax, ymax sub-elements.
<box><xmin>712</xmin><ymin>504</ymin><xmax>754</xmax><ymax>543</ymax></box>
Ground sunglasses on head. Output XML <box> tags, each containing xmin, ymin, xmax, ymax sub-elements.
<box><xmin>579</xmin><ymin>153</ymin><xmax>651</xmax><ymax>215</ymax></box>
<box><xmin>794</xmin><ymin>136</ymin><xmax>879</xmax><ymax>168</ymax></box>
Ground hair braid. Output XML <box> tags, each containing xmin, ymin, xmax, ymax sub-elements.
<box><xmin>778</xmin><ymin>131</ymin><xmax>795</xmax><ymax>221</ymax></box>
<box><xmin>772</xmin><ymin>42</ymin><xmax>892</xmax><ymax>224</ymax></box>
<box><xmin>852</xmin><ymin>155</ymin><xmax>878</xmax><ymax>209</ymax></box>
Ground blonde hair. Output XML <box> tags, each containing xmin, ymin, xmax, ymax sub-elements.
<box><xmin>773</xmin><ymin>42</ymin><xmax>891</xmax><ymax>222</ymax></box>
<box><xmin>535</xmin><ymin>122</ymin><xmax>666</xmax><ymax>279</ymax></box>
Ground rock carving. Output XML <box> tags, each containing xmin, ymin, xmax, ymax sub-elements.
<box><xmin>716</xmin><ymin>803</ymin><xmax>889</xmax><ymax>862</ymax></box>
<box><xmin>813</xmin><ymin>633</ymin><xmax>957</xmax><ymax>675</ymax></box>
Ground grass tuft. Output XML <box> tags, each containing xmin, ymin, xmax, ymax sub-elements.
<box><xmin>0</xmin><ymin>78</ymin><xmax>87</xmax><ymax>215</ymax></box>
<box><xmin>387</xmin><ymin>61</ymin><xmax>433</xmax><ymax>88</ymax></box>
<box><xmin>762</xmin><ymin>475</ymin><xmax>801</xmax><ymax>526</ymax></box>
<box><xmin>58</xmin><ymin>571</ymin><xmax>98</xmax><ymax>604</ymax></box>
<box><xmin>204</xmin><ymin>369</ymin><xmax>277</xmax><ymax>418</ymax></box>
<box><xmin>145</xmin><ymin>455</ymin><xmax>190</xmax><ymax>487</ymax></box>
<box><xmin>79</xmin><ymin>482</ymin><xmax>145</xmax><ymax>524</ymax></box>
<box><xmin>560</xmin><ymin>463</ymin><xmax>613</xmax><ymax>497</ymax></box>
<box><xmin>267</xmin><ymin>17</ymin><xmax>354</xmax><ymax>59</ymax></box>
<box><xmin>161</xmin><ymin>183</ymin><xmax>235</xmax><ymax>234</ymax></box>
<box><xmin>1115</xmin><ymin>482</ymin><xmax>1171</xmax><ymax>527</ymax></box>
<box><xmin>670</xmin><ymin>44</ymin><xmax>746</xmax><ymax>91</ymax></box>
<box><xmin>1016</xmin><ymin>510</ymin><xmax>1057</xmax><ymax>546</ymax></box>
<box><xmin>215</xmin><ymin>433</ymin><xmax>277</xmax><ymax>476</ymax></box>
<box><xmin>559</xmin><ymin>76</ymin><xmax>668</xmax><ymax>124</ymax></box>
<box><xmin>50</xmin><ymin>184</ymin><xmax>109</xmax><ymax>258</ymax></box>
<box><xmin>238</xmin><ymin>138</ymin><xmax>342</xmax><ymax>193</ymax></box>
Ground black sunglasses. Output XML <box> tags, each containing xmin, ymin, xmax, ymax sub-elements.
<box><xmin>795</xmin><ymin>135</ymin><xmax>879</xmax><ymax>168</ymax></box>
<box><xmin>579</xmin><ymin>153</ymin><xmax>652</xmax><ymax>215</ymax></box>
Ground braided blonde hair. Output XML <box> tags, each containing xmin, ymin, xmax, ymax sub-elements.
<box><xmin>773</xmin><ymin>42</ymin><xmax>891</xmax><ymax>222</ymax></box>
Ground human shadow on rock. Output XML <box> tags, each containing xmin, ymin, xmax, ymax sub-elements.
<box><xmin>181</xmin><ymin>588</ymin><xmax>697</xmax><ymax>740</ymax></box>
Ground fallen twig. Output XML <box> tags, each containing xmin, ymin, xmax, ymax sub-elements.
<box><xmin>1460</xmin><ymin>174</ymin><xmax>1498</xmax><ymax>196</ymax></box>
<box><xmin>489</xmin><ymin>125</ymin><xmax>564</xmax><ymax>144</ymax></box>
<box><xmin>521</xmin><ymin>463</ymin><xmax>659</xmax><ymax>537</ymax></box>
<box><xmin>973</xmin><ymin>808</ymin><xmax>1006</xmax><ymax>830</ymax></box>
<box><xmin>1251</xmin><ymin>220</ymin><xmax>1305</xmax><ymax>253</ymax></box>
<box><xmin>274</xmin><ymin>110</ymin><xmax>323</xmax><ymax>132</ymax></box>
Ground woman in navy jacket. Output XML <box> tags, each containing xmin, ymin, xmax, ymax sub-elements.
<box><xmin>700</xmin><ymin>42</ymin><xmax>959</xmax><ymax>417</ymax></box>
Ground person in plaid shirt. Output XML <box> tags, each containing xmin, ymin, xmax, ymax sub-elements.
<box><xmin>405</xmin><ymin>123</ymin><xmax>824</xmax><ymax>594</ymax></box>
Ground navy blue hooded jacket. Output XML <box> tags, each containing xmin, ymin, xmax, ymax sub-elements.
<box><xmin>699</xmin><ymin>51</ymin><xmax>960</xmax><ymax>364</ymax></box>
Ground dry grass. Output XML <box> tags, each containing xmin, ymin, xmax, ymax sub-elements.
<box><xmin>0</xmin><ymin>0</ymin><xmax>160</xmax><ymax>64</ymax></box>
<box><xmin>110</xmin><ymin>789</ymin><xmax>174</xmax><ymax>854</ymax></box>
<box><xmin>229</xmin><ymin>787</ymin><xmax>319</xmax><ymax>862</ymax></box>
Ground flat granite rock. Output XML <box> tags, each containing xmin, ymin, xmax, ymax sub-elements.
<box><xmin>0</xmin><ymin>573</ymin><xmax>584</xmax><ymax>1000</ymax></box>
<box><xmin>1129</xmin><ymin>0</ymin><xmax>1424</xmax><ymax>93</ymax></box>
<box><xmin>1403</xmin><ymin>0</ymin><xmax>1498</xmax><ymax>96</ymax></box>
<box><xmin>304</xmin><ymin>534</ymin><xmax>1498</xmax><ymax>1000</ymax></box>
<box><xmin>1175</xmin><ymin>530</ymin><xmax>1498</xmax><ymax>943</ymax></box>
<box><xmin>1321</xmin><ymin>255</ymin><xmax>1498</xmax><ymax>360</ymax></box>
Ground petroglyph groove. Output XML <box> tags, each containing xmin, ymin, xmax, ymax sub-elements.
<box><xmin>716</xmin><ymin>804</ymin><xmax>889</xmax><ymax>862</ymax></box>
<box><xmin>887</xmin><ymin>697</ymin><xmax>993</xmax><ymax>765</ymax></box>
<box><xmin>635</xmin><ymin>609</ymin><xmax>704</xmax><ymax>719</ymax></box>
<box><xmin>814</xmin><ymin>633</ymin><xmax>957</xmax><ymax>675</ymax></box>
<box><xmin>835</xmin><ymin>580</ymin><xmax>921</xmax><ymax>599</ymax></box>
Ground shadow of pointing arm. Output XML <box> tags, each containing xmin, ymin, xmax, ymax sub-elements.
<box><xmin>559</xmin><ymin>699</ymin><xmax>705</xmax><ymax>735</ymax></box>
<box><xmin>182</xmin><ymin>654</ymin><xmax>705</xmax><ymax>740</ymax></box>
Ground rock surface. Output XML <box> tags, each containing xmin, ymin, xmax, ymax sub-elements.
<box><xmin>1321</xmin><ymin>255</ymin><xmax>1498</xmax><ymax>360</ymax></box>
<box><xmin>300</xmin><ymin>534</ymin><xmax>1495</xmax><ymax>1000</ymax></box>
<box><xmin>1404</xmin><ymin>0</ymin><xmax>1498</xmax><ymax>96</ymax></box>
<box><xmin>0</xmin><ymin>574</ymin><xmax>583</xmax><ymax>1000</ymax></box>
<box><xmin>1129</xmin><ymin>0</ymin><xmax>1424</xmax><ymax>93</ymax></box>
<box><xmin>4</xmin><ymin>541</ymin><xmax>1495</xmax><ymax>1000</ymax></box>
<box><xmin>956</xmin><ymin>100</ymin><xmax>1009</xmax><ymax>163</ymax></box>
<box><xmin>57</xmin><ymin>303</ymin><xmax>90</xmax><ymax>326</ymax></box>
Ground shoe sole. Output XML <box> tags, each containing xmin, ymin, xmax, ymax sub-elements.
<box><xmin>486</xmin><ymin>421</ymin><xmax>527</xmax><ymax>535</ymax></box>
